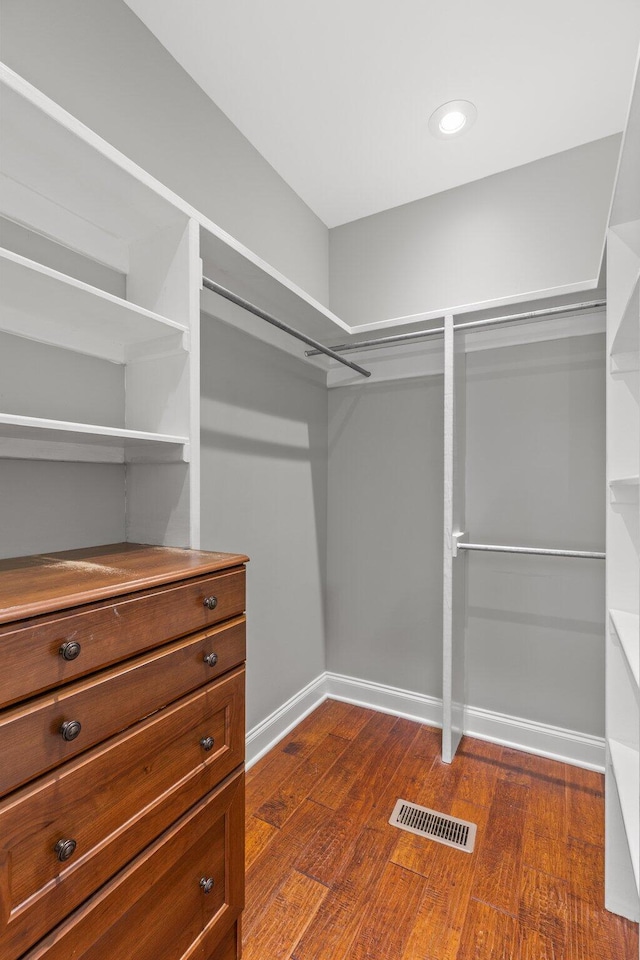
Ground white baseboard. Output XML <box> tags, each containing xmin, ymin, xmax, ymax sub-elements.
<box><xmin>245</xmin><ymin>671</ymin><xmax>605</xmax><ymax>773</ymax></box>
<box><xmin>245</xmin><ymin>673</ymin><xmax>327</xmax><ymax>769</ymax></box>
<box><xmin>325</xmin><ymin>672</ymin><xmax>442</xmax><ymax>727</ymax></box>
<box><xmin>464</xmin><ymin>704</ymin><xmax>605</xmax><ymax>772</ymax></box>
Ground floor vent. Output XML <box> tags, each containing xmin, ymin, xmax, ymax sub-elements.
<box><xmin>389</xmin><ymin>799</ymin><xmax>477</xmax><ymax>853</ymax></box>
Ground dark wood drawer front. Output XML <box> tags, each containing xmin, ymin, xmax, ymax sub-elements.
<box><xmin>0</xmin><ymin>568</ymin><xmax>246</xmax><ymax>709</ymax></box>
<box><xmin>24</xmin><ymin>771</ymin><xmax>245</xmax><ymax>960</ymax></box>
<box><xmin>0</xmin><ymin>617</ymin><xmax>245</xmax><ymax>798</ymax></box>
<box><xmin>0</xmin><ymin>668</ymin><xmax>244</xmax><ymax>960</ymax></box>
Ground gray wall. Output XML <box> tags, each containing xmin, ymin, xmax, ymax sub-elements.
<box><xmin>327</xmin><ymin>334</ymin><xmax>605</xmax><ymax>737</ymax></box>
<box><xmin>0</xmin><ymin>224</ymin><xmax>128</xmax><ymax>560</ymax></box>
<box><xmin>327</xmin><ymin>377</ymin><xmax>444</xmax><ymax>694</ymax></box>
<box><xmin>200</xmin><ymin>318</ymin><xmax>328</xmax><ymax>730</ymax></box>
<box><xmin>465</xmin><ymin>334</ymin><xmax>605</xmax><ymax>734</ymax></box>
<box><xmin>329</xmin><ymin>137</ymin><xmax>619</xmax><ymax>327</ymax></box>
<box><xmin>0</xmin><ymin>331</ymin><xmax>127</xmax><ymax>560</ymax></box>
<box><xmin>0</xmin><ymin>0</ymin><xmax>329</xmax><ymax>305</ymax></box>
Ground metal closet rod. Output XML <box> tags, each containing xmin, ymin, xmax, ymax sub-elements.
<box><xmin>202</xmin><ymin>276</ymin><xmax>371</xmax><ymax>378</ymax></box>
<box><xmin>304</xmin><ymin>299</ymin><xmax>606</xmax><ymax>357</ymax></box>
<box><xmin>458</xmin><ymin>542</ymin><xmax>605</xmax><ymax>560</ymax></box>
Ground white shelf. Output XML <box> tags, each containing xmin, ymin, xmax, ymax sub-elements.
<box><xmin>610</xmin><ymin>739</ymin><xmax>640</xmax><ymax>894</ymax></box>
<box><xmin>611</xmin><ymin>610</ymin><xmax>640</xmax><ymax>688</ymax></box>
<box><xmin>0</xmin><ymin>66</ymin><xmax>184</xmax><ymax>273</ymax></box>
<box><xmin>1</xmin><ymin>62</ymin><xmax>348</xmax><ymax>348</ymax></box>
<box><xmin>609</xmin><ymin>476</ymin><xmax>640</xmax><ymax>503</ymax></box>
<box><xmin>0</xmin><ymin>249</ymin><xmax>188</xmax><ymax>363</ymax></box>
<box><xmin>0</xmin><ymin>413</ymin><xmax>188</xmax><ymax>463</ymax></box>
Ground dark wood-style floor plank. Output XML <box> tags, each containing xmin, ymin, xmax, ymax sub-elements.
<box><xmin>243</xmin><ymin>799</ymin><xmax>329</xmax><ymax>940</ymax></box>
<box><xmin>398</xmin><ymin>800</ymin><xmax>490</xmax><ymax>959</ymax></box>
<box><xmin>242</xmin><ymin>700</ymin><xmax>638</xmax><ymax>960</ymax></box>
<box><xmin>292</xmin><ymin>826</ymin><xmax>399</xmax><ymax>960</ymax></box>
<box><xmin>470</xmin><ymin>778</ymin><xmax>530</xmax><ymax>916</ymax></box>
<box><xmin>255</xmin><ymin>733</ymin><xmax>350</xmax><ymax>828</ymax></box>
<box><xmin>457</xmin><ymin>899</ymin><xmax>519</xmax><ymax>960</ymax></box>
<box><xmin>347</xmin><ymin>862</ymin><xmax>427</xmax><ymax>960</ymax></box>
<box><xmin>241</xmin><ymin>870</ymin><xmax>328</xmax><ymax>960</ymax></box>
<box><xmin>307</xmin><ymin>710</ymin><xmax>400</xmax><ymax>811</ymax></box>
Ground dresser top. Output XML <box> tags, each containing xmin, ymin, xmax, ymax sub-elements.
<box><xmin>0</xmin><ymin>542</ymin><xmax>249</xmax><ymax>624</ymax></box>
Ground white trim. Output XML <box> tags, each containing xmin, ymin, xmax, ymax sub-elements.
<box><xmin>464</xmin><ymin>704</ymin><xmax>605</xmax><ymax>773</ymax></box>
<box><xmin>245</xmin><ymin>671</ymin><xmax>605</xmax><ymax>773</ymax></box>
<box><xmin>325</xmin><ymin>672</ymin><xmax>442</xmax><ymax>727</ymax></box>
<box><xmin>326</xmin><ymin>308</ymin><xmax>606</xmax><ymax>388</ymax></box>
<box><xmin>245</xmin><ymin>673</ymin><xmax>327</xmax><ymax>769</ymax></box>
<box><xmin>347</xmin><ymin>278</ymin><xmax>600</xmax><ymax>334</ymax></box>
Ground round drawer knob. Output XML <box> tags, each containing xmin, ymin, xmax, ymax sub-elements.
<box><xmin>59</xmin><ymin>641</ymin><xmax>81</xmax><ymax>662</ymax></box>
<box><xmin>59</xmin><ymin>719</ymin><xmax>82</xmax><ymax>742</ymax></box>
<box><xmin>55</xmin><ymin>838</ymin><xmax>77</xmax><ymax>862</ymax></box>
<box><xmin>200</xmin><ymin>736</ymin><xmax>215</xmax><ymax>752</ymax></box>
<box><xmin>203</xmin><ymin>652</ymin><xmax>218</xmax><ymax>667</ymax></box>
<box><xmin>203</xmin><ymin>596</ymin><xmax>218</xmax><ymax>611</ymax></box>
<box><xmin>199</xmin><ymin>876</ymin><xmax>214</xmax><ymax>894</ymax></box>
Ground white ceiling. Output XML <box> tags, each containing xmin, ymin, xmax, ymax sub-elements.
<box><xmin>124</xmin><ymin>0</ymin><xmax>640</xmax><ymax>228</ymax></box>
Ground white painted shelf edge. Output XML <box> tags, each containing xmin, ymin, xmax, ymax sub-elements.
<box><xmin>610</xmin><ymin>610</ymin><xmax>640</xmax><ymax>689</ymax></box>
<box><xmin>0</xmin><ymin>247</ymin><xmax>189</xmax><ymax>362</ymax></box>
<box><xmin>0</xmin><ymin>412</ymin><xmax>188</xmax><ymax>447</ymax></box>
<box><xmin>609</xmin><ymin>738</ymin><xmax>640</xmax><ymax>894</ymax></box>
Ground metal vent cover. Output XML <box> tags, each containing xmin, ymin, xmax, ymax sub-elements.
<box><xmin>389</xmin><ymin>799</ymin><xmax>477</xmax><ymax>853</ymax></box>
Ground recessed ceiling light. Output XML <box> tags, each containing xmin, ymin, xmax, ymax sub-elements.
<box><xmin>429</xmin><ymin>100</ymin><xmax>477</xmax><ymax>140</ymax></box>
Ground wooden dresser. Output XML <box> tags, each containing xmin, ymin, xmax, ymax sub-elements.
<box><xmin>0</xmin><ymin>542</ymin><xmax>248</xmax><ymax>960</ymax></box>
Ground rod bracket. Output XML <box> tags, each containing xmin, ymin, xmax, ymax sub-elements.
<box><xmin>452</xmin><ymin>531</ymin><xmax>467</xmax><ymax>558</ymax></box>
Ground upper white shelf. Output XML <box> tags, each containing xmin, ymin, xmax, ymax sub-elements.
<box><xmin>611</xmin><ymin>609</ymin><xmax>640</xmax><ymax>689</ymax></box>
<box><xmin>0</xmin><ymin>413</ymin><xmax>188</xmax><ymax>464</ymax></box>
<box><xmin>0</xmin><ymin>248</ymin><xmax>188</xmax><ymax>363</ymax></box>
<box><xmin>0</xmin><ymin>61</ymin><xmax>349</xmax><ymax>347</ymax></box>
<box><xmin>0</xmin><ymin>70</ymin><xmax>183</xmax><ymax>274</ymax></box>
<box><xmin>610</xmin><ymin>738</ymin><xmax>640</xmax><ymax>894</ymax></box>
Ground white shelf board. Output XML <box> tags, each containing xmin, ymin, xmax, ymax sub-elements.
<box><xmin>610</xmin><ymin>476</ymin><xmax>640</xmax><ymax>503</ymax></box>
<box><xmin>611</xmin><ymin>609</ymin><xmax>640</xmax><ymax>688</ymax></box>
<box><xmin>200</xmin><ymin>225</ymin><xmax>350</xmax><ymax>346</ymax></box>
<box><xmin>0</xmin><ymin>413</ymin><xmax>188</xmax><ymax>463</ymax></box>
<box><xmin>0</xmin><ymin>249</ymin><xmax>188</xmax><ymax>363</ymax></box>
<box><xmin>609</xmin><ymin>738</ymin><xmax>640</xmax><ymax>894</ymax></box>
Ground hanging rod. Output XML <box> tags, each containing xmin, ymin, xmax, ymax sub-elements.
<box><xmin>457</xmin><ymin>542</ymin><xmax>605</xmax><ymax>560</ymax></box>
<box><xmin>304</xmin><ymin>299</ymin><xmax>606</xmax><ymax>357</ymax></box>
<box><xmin>202</xmin><ymin>276</ymin><xmax>371</xmax><ymax>378</ymax></box>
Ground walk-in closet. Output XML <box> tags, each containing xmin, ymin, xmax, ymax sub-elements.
<box><xmin>0</xmin><ymin>1</ymin><xmax>639</xmax><ymax>958</ymax></box>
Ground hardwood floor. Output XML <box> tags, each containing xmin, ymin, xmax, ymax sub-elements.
<box><xmin>243</xmin><ymin>700</ymin><xmax>638</xmax><ymax>960</ymax></box>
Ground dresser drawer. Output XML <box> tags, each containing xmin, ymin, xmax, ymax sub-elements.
<box><xmin>24</xmin><ymin>770</ymin><xmax>244</xmax><ymax>960</ymax></box>
<box><xmin>0</xmin><ymin>616</ymin><xmax>245</xmax><ymax>797</ymax></box>
<box><xmin>0</xmin><ymin>668</ymin><xmax>244</xmax><ymax>960</ymax></box>
<box><xmin>0</xmin><ymin>567</ymin><xmax>245</xmax><ymax>709</ymax></box>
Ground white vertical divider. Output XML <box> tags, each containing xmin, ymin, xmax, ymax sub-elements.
<box><xmin>125</xmin><ymin>217</ymin><xmax>201</xmax><ymax>547</ymax></box>
<box><xmin>442</xmin><ymin>314</ymin><xmax>467</xmax><ymax>763</ymax></box>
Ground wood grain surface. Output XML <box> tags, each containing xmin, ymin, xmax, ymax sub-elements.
<box><xmin>243</xmin><ymin>700</ymin><xmax>638</xmax><ymax>960</ymax></box>
<box><xmin>0</xmin><ymin>542</ymin><xmax>249</xmax><ymax>624</ymax></box>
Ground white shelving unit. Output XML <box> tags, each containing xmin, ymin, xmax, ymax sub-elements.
<box><xmin>0</xmin><ymin>62</ymin><xmax>203</xmax><ymax>550</ymax></box>
<box><xmin>605</xmin><ymin>55</ymin><xmax>640</xmax><ymax>922</ymax></box>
